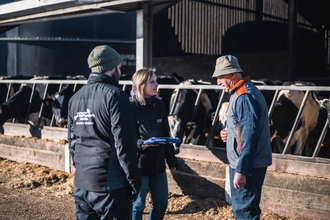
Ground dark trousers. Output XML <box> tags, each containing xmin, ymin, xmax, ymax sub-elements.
<box><xmin>229</xmin><ymin>167</ymin><xmax>267</xmax><ymax>220</ymax></box>
<box><xmin>74</xmin><ymin>186</ymin><xmax>132</xmax><ymax>220</ymax></box>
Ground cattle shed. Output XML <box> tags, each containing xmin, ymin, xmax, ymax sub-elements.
<box><xmin>1</xmin><ymin>79</ymin><xmax>330</xmax><ymax>219</ymax></box>
<box><xmin>0</xmin><ymin>1</ymin><xmax>330</xmax><ymax>219</ymax></box>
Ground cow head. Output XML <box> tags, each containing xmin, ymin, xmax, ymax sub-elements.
<box><xmin>207</xmin><ymin>102</ymin><xmax>228</xmax><ymax>147</ymax></box>
<box><xmin>168</xmin><ymin>115</ymin><xmax>184</xmax><ymax>148</ymax></box>
<box><xmin>43</xmin><ymin>93</ymin><xmax>69</xmax><ymax>127</ymax></box>
<box><xmin>184</xmin><ymin>121</ymin><xmax>199</xmax><ymax>144</ymax></box>
<box><xmin>168</xmin><ymin>116</ymin><xmax>202</xmax><ymax>147</ymax></box>
<box><xmin>168</xmin><ymin>83</ymin><xmax>198</xmax><ymax>148</ymax></box>
<box><xmin>42</xmin><ymin>81</ymin><xmax>85</xmax><ymax>127</ymax></box>
<box><xmin>313</xmin><ymin>92</ymin><xmax>330</xmax><ymax>126</ymax></box>
<box><xmin>168</xmin><ymin>80</ymin><xmax>219</xmax><ymax>149</ymax></box>
<box><xmin>219</xmin><ymin>102</ymin><xmax>228</xmax><ymax>130</ymax></box>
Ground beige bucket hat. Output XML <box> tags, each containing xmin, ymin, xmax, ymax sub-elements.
<box><xmin>212</xmin><ymin>55</ymin><xmax>243</xmax><ymax>77</ymax></box>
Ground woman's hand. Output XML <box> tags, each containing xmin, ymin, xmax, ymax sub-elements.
<box><xmin>170</xmin><ymin>167</ymin><xmax>176</xmax><ymax>173</ymax></box>
<box><xmin>141</xmin><ymin>144</ymin><xmax>158</xmax><ymax>150</ymax></box>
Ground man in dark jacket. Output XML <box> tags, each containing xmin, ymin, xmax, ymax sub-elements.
<box><xmin>68</xmin><ymin>45</ymin><xmax>141</xmax><ymax>220</ymax></box>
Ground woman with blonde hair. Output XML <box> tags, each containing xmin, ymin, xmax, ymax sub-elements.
<box><xmin>130</xmin><ymin>67</ymin><xmax>178</xmax><ymax>220</ymax></box>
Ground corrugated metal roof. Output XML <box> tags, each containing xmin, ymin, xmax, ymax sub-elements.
<box><xmin>0</xmin><ymin>0</ymin><xmax>178</xmax><ymax>27</ymax></box>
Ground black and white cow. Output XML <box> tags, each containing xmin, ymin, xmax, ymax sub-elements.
<box><xmin>42</xmin><ymin>75</ymin><xmax>87</xmax><ymax>127</ymax></box>
<box><xmin>156</xmin><ymin>73</ymin><xmax>185</xmax><ymax>114</ymax></box>
<box><xmin>307</xmin><ymin>92</ymin><xmax>330</xmax><ymax>158</ymax></box>
<box><xmin>0</xmin><ymin>84</ymin><xmax>53</xmax><ymax>127</ymax></box>
<box><xmin>0</xmin><ymin>75</ymin><xmax>84</xmax><ymax>127</ymax></box>
<box><xmin>168</xmin><ymin>79</ymin><xmax>220</xmax><ymax>151</ymax></box>
<box><xmin>0</xmin><ymin>75</ymin><xmax>35</xmax><ymax>105</ymax></box>
<box><xmin>218</xmin><ymin>101</ymin><xmax>229</xmax><ymax>131</ymax></box>
<box><xmin>205</xmin><ymin>101</ymin><xmax>229</xmax><ymax>148</ymax></box>
<box><xmin>270</xmin><ymin>81</ymin><xmax>322</xmax><ymax>156</ymax></box>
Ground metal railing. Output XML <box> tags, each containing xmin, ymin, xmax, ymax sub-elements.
<box><xmin>1</xmin><ymin>79</ymin><xmax>330</xmax><ymax>159</ymax></box>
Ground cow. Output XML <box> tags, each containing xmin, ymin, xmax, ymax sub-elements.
<box><xmin>307</xmin><ymin>92</ymin><xmax>330</xmax><ymax>158</ymax></box>
<box><xmin>42</xmin><ymin>75</ymin><xmax>87</xmax><ymax>127</ymax></box>
<box><xmin>168</xmin><ymin>79</ymin><xmax>220</xmax><ymax>152</ymax></box>
<box><xmin>155</xmin><ymin>72</ymin><xmax>185</xmax><ymax>114</ymax></box>
<box><xmin>269</xmin><ymin>81</ymin><xmax>322</xmax><ymax>156</ymax></box>
<box><xmin>0</xmin><ymin>75</ymin><xmax>84</xmax><ymax>128</ymax></box>
<box><xmin>0</xmin><ymin>83</ymin><xmax>53</xmax><ymax>127</ymax></box>
<box><xmin>204</xmin><ymin>101</ymin><xmax>229</xmax><ymax>148</ymax></box>
<box><xmin>218</xmin><ymin>101</ymin><xmax>229</xmax><ymax>131</ymax></box>
<box><xmin>0</xmin><ymin>75</ymin><xmax>35</xmax><ymax>105</ymax></box>
<box><xmin>313</xmin><ymin>93</ymin><xmax>330</xmax><ymax>120</ymax></box>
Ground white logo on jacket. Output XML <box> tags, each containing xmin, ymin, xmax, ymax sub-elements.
<box><xmin>74</xmin><ymin>109</ymin><xmax>95</xmax><ymax>125</ymax></box>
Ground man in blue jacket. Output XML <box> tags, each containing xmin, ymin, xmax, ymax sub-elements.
<box><xmin>68</xmin><ymin>45</ymin><xmax>141</xmax><ymax>220</ymax></box>
<box><xmin>213</xmin><ymin>55</ymin><xmax>272</xmax><ymax>220</ymax></box>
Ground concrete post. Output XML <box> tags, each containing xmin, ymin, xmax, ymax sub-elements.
<box><xmin>136</xmin><ymin>2</ymin><xmax>153</xmax><ymax>70</ymax></box>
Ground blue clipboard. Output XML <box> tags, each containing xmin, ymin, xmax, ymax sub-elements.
<box><xmin>143</xmin><ymin>137</ymin><xmax>181</xmax><ymax>145</ymax></box>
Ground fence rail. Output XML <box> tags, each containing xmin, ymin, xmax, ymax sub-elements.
<box><xmin>1</xmin><ymin>79</ymin><xmax>330</xmax><ymax>160</ymax></box>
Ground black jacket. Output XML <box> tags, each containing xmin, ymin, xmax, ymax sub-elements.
<box><xmin>68</xmin><ymin>73</ymin><xmax>141</xmax><ymax>192</ymax></box>
<box><xmin>130</xmin><ymin>96</ymin><xmax>178</xmax><ymax>176</ymax></box>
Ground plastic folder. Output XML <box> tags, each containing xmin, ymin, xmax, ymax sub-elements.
<box><xmin>143</xmin><ymin>137</ymin><xmax>181</xmax><ymax>145</ymax></box>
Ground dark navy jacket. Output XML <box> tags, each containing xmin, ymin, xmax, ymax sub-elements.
<box><xmin>130</xmin><ymin>96</ymin><xmax>178</xmax><ymax>176</ymax></box>
<box><xmin>68</xmin><ymin>73</ymin><xmax>141</xmax><ymax>192</ymax></box>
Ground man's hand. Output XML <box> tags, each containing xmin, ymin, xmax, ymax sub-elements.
<box><xmin>234</xmin><ymin>172</ymin><xmax>246</xmax><ymax>189</ymax></box>
<box><xmin>128</xmin><ymin>183</ymin><xmax>141</xmax><ymax>201</ymax></box>
<box><xmin>220</xmin><ymin>129</ymin><xmax>227</xmax><ymax>142</ymax></box>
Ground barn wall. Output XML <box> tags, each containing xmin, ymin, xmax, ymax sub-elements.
<box><xmin>0</xmin><ymin>123</ymin><xmax>329</xmax><ymax>219</ymax></box>
<box><xmin>153</xmin><ymin>51</ymin><xmax>288</xmax><ymax>83</ymax></box>
<box><xmin>152</xmin><ymin>0</ymin><xmax>328</xmax><ymax>81</ymax></box>
<box><xmin>153</xmin><ymin>0</ymin><xmax>317</xmax><ymax>56</ymax></box>
<box><xmin>1</xmin><ymin>12</ymin><xmax>137</xmax><ymax>77</ymax></box>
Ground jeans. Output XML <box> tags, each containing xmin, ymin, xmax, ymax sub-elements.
<box><xmin>132</xmin><ymin>172</ymin><xmax>168</xmax><ymax>220</ymax></box>
<box><xmin>229</xmin><ymin>167</ymin><xmax>267</xmax><ymax>220</ymax></box>
<box><xmin>74</xmin><ymin>186</ymin><xmax>132</xmax><ymax>220</ymax></box>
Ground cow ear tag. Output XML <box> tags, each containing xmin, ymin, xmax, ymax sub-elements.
<box><xmin>43</xmin><ymin>99</ymin><xmax>50</xmax><ymax>106</ymax></box>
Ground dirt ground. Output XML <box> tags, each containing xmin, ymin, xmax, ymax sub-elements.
<box><xmin>0</xmin><ymin>157</ymin><xmax>312</xmax><ymax>220</ymax></box>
